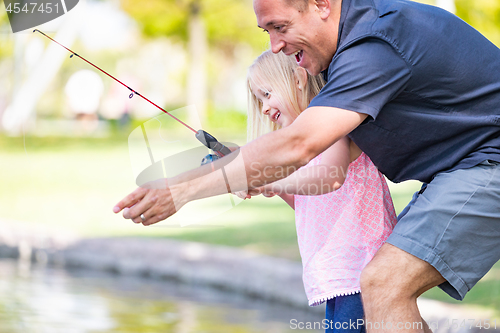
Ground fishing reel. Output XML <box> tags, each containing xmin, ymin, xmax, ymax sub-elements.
<box><xmin>201</xmin><ymin>153</ymin><xmax>220</xmax><ymax>165</ymax></box>
<box><xmin>195</xmin><ymin>130</ymin><xmax>232</xmax><ymax>166</ymax></box>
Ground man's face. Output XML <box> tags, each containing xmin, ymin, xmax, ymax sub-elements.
<box><xmin>254</xmin><ymin>0</ymin><xmax>336</xmax><ymax>76</ymax></box>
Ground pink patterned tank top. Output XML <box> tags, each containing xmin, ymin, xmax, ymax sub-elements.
<box><xmin>294</xmin><ymin>152</ymin><xmax>397</xmax><ymax>306</ymax></box>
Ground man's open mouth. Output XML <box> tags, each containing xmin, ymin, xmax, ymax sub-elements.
<box><xmin>293</xmin><ymin>50</ymin><xmax>303</xmax><ymax>64</ymax></box>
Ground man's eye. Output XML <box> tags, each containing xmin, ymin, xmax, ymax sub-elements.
<box><xmin>275</xmin><ymin>26</ymin><xmax>284</xmax><ymax>32</ymax></box>
<box><xmin>261</xmin><ymin>28</ymin><xmax>269</xmax><ymax>34</ymax></box>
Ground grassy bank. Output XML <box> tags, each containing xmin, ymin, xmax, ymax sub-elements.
<box><xmin>1</xmin><ymin>133</ymin><xmax>498</xmax><ymax>314</ymax></box>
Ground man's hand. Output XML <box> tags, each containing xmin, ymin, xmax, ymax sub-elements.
<box><xmin>112</xmin><ymin>106</ymin><xmax>366</xmax><ymax>225</ymax></box>
<box><xmin>112</xmin><ymin>178</ymin><xmax>183</xmax><ymax>226</ymax></box>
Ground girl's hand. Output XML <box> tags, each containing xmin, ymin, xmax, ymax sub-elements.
<box><xmin>234</xmin><ymin>190</ymin><xmax>252</xmax><ymax>200</ymax></box>
<box><xmin>261</xmin><ymin>189</ymin><xmax>277</xmax><ymax>198</ymax></box>
<box><xmin>233</xmin><ymin>187</ymin><xmax>267</xmax><ymax>199</ymax></box>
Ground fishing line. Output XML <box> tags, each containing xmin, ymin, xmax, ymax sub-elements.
<box><xmin>33</xmin><ymin>29</ymin><xmax>236</xmax><ymax>199</ymax></box>
<box><xmin>33</xmin><ymin>29</ymin><xmax>197</xmax><ymax>134</ymax></box>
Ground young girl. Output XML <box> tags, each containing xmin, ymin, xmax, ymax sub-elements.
<box><xmin>240</xmin><ymin>50</ymin><xmax>397</xmax><ymax>332</ymax></box>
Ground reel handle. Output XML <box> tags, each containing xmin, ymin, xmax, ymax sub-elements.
<box><xmin>200</xmin><ymin>153</ymin><xmax>220</xmax><ymax>166</ymax></box>
<box><xmin>195</xmin><ymin>130</ymin><xmax>232</xmax><ymax>156</ymax></box>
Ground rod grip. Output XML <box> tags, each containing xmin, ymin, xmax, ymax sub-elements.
<box><xmin>195</xmin><ymin>130</ymin><xmax>232</xmax><ymax>156</ymax></box>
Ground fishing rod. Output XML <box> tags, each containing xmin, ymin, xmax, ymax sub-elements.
<box><xmin>33</xmin><ymin>29</ymin><xmax>232</xmax><ymax>164</ymax></box>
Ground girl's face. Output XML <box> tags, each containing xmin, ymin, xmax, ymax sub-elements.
<box><xmin>252</xmin><ymin>86</ymin><xmax>298</xmax><ymax>128</ymax></box>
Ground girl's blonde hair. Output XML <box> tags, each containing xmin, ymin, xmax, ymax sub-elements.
<box><xmin>247</xmin><ymin>50</ymin><xmax>325</xmax><ymax>141</ymax></box>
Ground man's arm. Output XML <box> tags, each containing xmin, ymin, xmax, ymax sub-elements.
<box><xmin>113</xmin><ymin>106</ymin><xmax>367</xmax><ymax>225</ymax></box>
<box><xmin>240</xmin><ymin>136</ymin><xmax>351</xmax><ymax>209</ymax></box>
<box><xmin>259</xmin><ymin>136</ymin><xmax>352</xmax><ymax>196</ymax></box>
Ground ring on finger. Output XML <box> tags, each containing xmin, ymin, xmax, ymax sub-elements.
<box><xmin>140</xmin><ymin>213</ymin><xmax>146</xmax><ymax>222</ymax></box>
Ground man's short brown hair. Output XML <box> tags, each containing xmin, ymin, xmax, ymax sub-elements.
<box><xmin>286</xmin><ymin>0</ymin><xmax>309</xmax><ymax>12</ymax></box>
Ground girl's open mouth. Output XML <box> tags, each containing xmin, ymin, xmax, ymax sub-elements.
<box><xmin>272</xmin><ymin>111</ymin><xmax>281</xmax><ymax>122</ymax></box>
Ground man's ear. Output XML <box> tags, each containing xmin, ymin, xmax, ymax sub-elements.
<box><xmin>295</xmin><ymin>67</ymin><xmax>308</xmax><ymax>91</ymax></box>
<box><xmin>315</xmin><ymin>0</ymin><xmax>331</xmax><ymax>19</ymax></box>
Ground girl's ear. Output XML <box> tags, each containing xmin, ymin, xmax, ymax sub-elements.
<box><xmin>294</xmin><ymin>67</ymin><xmax>308</xmax><ymax>91</ymax></box>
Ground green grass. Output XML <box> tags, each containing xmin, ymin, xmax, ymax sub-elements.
<box><xmin>1</xmin><ymin>133</ymin><xmax>498</xmax><ymax>315</ymax></box>
<box><xmin>0</xmin><ymin>132</ymin><xmax>296</xmax><ymax>245</ymax></box>
<box><xmin>0</xmin><ymin>133</ymin><xmax>414</xmax><ymax>253</ymax></box>
<box><xmin>423</xmin><ymin>262</ymin><xmax>500</xmax><ymax>317</ymax></box>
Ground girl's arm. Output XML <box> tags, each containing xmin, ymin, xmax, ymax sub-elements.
<box><xmin>233</xmin><ymin>187</ymin><xmax>296</xmax><ymax>209</ymax></box>
<box><xmin>277</xmin><ymin>193</ymin><xmax>295</xmax><ymax>209</ymax></box>
<box><xmin>260</xmin><ymin>136</ymin><xmax>355</xmax><ymax>196</ymax></box>
<box><xmin>234</xmin><ymin>137</ymin><xmax>359</xmax><ymax>206</ymax></box>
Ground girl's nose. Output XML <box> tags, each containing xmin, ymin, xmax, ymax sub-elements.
<box><xmin>262</xmin><ymin>103</ymin><xmax>271</xmax><ymax>115</ymax></box>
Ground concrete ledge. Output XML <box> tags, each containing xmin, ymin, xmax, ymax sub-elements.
<box><xmin>60</xmin><ymin>237</ymin><xmax>310</xmax><ymax>308</ymax></box>
<box><xmin>0</xmin><ymin>220</ymin><xmax>314</xmax><ymax>310</ymax></box>
<box><xmin>0</xmin><ymin>219</ymin><xmax>497</xmax><ymax>329</ymax></box>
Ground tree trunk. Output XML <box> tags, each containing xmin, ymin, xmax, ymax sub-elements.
<box><xmin>186</xmin><ymin>0</ymin><xmax>208</xmax><ymax>127</ymax></box>
<box><xmin>436</xmin><ymin>0</ymin><xmax>456</xmax><ymax>13</ymax></box>
<box><xmin>2</xmin><ymin>4</ymin><xmax>84</xmax><ymax>134</ymax></box>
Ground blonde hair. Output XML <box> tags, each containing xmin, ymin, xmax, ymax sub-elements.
<box><xmin>246</xmin><ymin>50</ymin><xmax>325</xmax><ymax>141</ymax></box>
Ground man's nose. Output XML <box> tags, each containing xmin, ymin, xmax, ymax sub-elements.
<box><xmin>270</xmin><ymin>33</ymin><xmax>285</xmax><ymax>54</ymax></box>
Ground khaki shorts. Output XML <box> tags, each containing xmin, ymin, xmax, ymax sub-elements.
<box><xmin>387</xmin><ymin>160</ymin><xmax>500</xmax><ymax>300</ymax></box>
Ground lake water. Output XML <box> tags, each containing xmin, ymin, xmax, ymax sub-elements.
<box><xmin>0</xmin><ymin>259</ymin><xmax>324</xmax><ymax>333</ymax></box>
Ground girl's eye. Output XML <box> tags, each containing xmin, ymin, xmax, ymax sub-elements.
<box><xmin>264</xmin><ymin>92</ymin><xmax>270</xmax><ymax>98</ymax></box>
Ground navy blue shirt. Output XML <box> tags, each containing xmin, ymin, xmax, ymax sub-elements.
<box><xmin>310</xmin><ymin>0</ymin><xmax>500</xmax><ymax>183</ymax></box>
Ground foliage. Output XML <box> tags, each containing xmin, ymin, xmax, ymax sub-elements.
<box><xmin>204</xmin><ymin>108</ymin><xmax>247</xmax><ymax>137</ymax></box>
<box><xmin>120</xmin><ymin>0</ymin><xmax>268</xmax><ymax>51</ymax></box>
<box><xmin>0</xmin><ymin>4</ymin><xmax>13</xmax><ymax>59</ymax></box>
<box><xmin>0</xmin><ymin>2</ymin><xmax>7</xmax><ymax>26</ymax></box>
<box><xmin>455</xmin><ymin>0</ymin><xmax>500</xmax><ymax>47</ymax></box>
<box><xmin>423</xmin><ymin>261</ymin><xmax>500</xmax><ymax>315</ymax></box>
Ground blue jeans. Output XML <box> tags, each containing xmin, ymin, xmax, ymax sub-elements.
<box><xmin>325</xmin><ymin>293</ymin><xmax>365</xmax><ymax>333</ymax></box>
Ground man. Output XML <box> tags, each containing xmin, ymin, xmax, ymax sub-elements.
<box><xmin>114</xmin><ymin>0</ymin><xmax>500</xmax><ymax>331</ymax></box>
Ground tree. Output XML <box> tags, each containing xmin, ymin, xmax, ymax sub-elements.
<box><xmin>435</xmin><ymin>0</ymin><xmax>455</xmax><ymax>13</ymax></box>
<box><xmin>455</xmin><ymin>0</ymin><xmax>500</xmax><ymax>47</ymax></box>
<box><xmin>120</xmin><ymin>0</ymin><xmax>267</xmax><ymax>121</ymax></box>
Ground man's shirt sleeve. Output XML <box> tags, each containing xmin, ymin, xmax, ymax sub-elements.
<box><xmin>309</xmin><ymin>38</ymin><xmax>411</xmax><ymax>121</ymax></box>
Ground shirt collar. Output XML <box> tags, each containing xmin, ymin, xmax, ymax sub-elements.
<box><xmin>322</xmin><ymin>0</ymin><xmax>352</xmax><ymax>81</ymax></box>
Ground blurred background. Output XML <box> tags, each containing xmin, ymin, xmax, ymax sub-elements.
<box><xmin>0</xmin><ymin>0</ymin><xmax>499</xmax><ymax>332</ymax></box>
